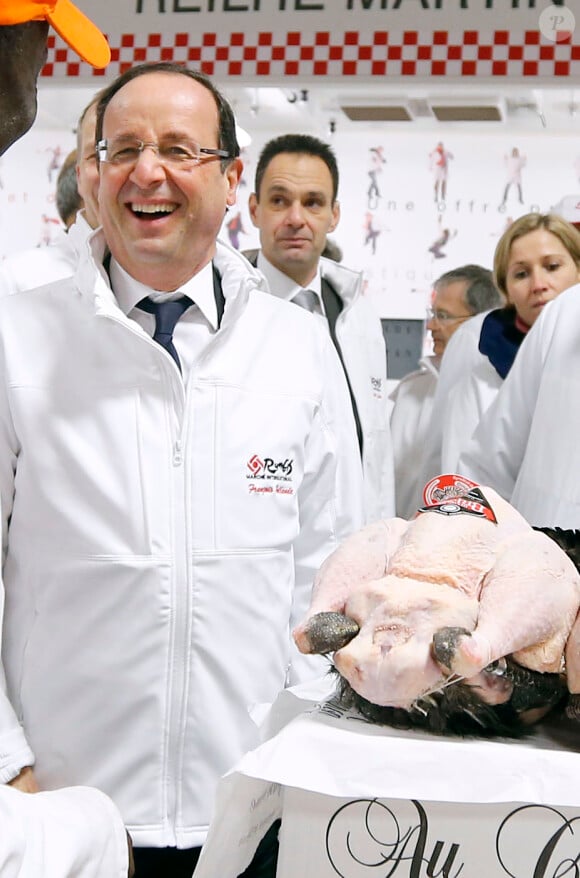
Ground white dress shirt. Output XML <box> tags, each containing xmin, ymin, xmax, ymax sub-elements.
<box><xmin>111</xmin><ymin>257</ymin><xmax>217</xmax><ymax>384</ymax></box>
<box><xmin>256</xmin><ymin>252</ymin><xmax>326</xmax><ymax>318</ymax></box>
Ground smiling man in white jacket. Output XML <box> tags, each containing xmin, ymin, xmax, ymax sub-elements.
<box><xmin>0</xmin><ymin>62</ymin><xmax>363</xmax><ymax>878</ymax></box>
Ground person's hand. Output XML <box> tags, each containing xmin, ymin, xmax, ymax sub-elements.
<box><xmin>8</xmin><ymin>766</ymin><xmax>39</xmax><ymax>793</ymax></box>
<box><xmin>127</xmin><ymin>832</ymin><xmax>135</xmax><ymax>878</ymax></box>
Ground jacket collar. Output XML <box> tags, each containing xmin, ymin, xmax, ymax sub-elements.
<box><xmin>419</xmin><ymin>354</ymin><xmax>441</xmax><ymax>377</ymax></box>
<box><xmin>74</xmin><ymin>232</ymin><xmax>267</xmax><ymax>324</ymax></box>
<box><xmin>319</xmin><ymin>256</ymin><xmax>362</xmax><ymax>307</ymax></box>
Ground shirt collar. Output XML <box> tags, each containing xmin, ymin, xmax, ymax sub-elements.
<box><xmin>110</xmin><ymin>258</ymin><xmax>218</xmax><ymax>330</ymax></box>
<box><xmin>257</xmin><ymin>252</ymin><xmax>322</xmax><ymax>303</ymax></box>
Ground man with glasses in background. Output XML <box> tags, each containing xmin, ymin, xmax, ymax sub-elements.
<box><xmin>0</xmin><ymin>61</ymin><xmax>363</xmax><ymax>877</ymax></box>
<box><xmin>390</xmin><ymin>265</ymin><xmax>502</xmax><ymax>518</ymax></box>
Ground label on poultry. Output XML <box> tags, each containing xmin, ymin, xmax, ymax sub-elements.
<box><xmin>422</xmin><ymin>473</ymin><xmax>479</xmax><ymax>505</ymax></box>
<box><xmin>420</xmin><ymin>475</ymin><xmax>498</xmax><ymax>523</ymax></box>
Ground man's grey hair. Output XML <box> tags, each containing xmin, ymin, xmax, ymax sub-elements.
<box><xmin>435</xmin><ymin>264</ymin><xmax>504</xmax><ymax>314</ymax></box>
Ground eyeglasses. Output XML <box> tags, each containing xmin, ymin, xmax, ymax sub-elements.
<box><xmin>425</xmin><ymin>308</ymin><xmax>471</xmax><ymax>323</ymax></box>
<box><xmin>97</xmin><ymin>138</ymin><xmax>230</xmax><ymax>168</ymax></box>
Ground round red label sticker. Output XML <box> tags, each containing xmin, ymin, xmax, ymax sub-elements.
<box><xmin>422</xmin><ymin>473</ymin><xmax>479</xmax><ymax>506</ymax></box>
<box><xmin>420</xmin><ymin>474</ymin><xmax>498</xmax><ymax>524</ymax></box>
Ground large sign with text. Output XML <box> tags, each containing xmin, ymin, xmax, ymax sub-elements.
<box><xmin>42</xmin><ymin>0</ymin><xmax>579</xmax><ymax>83</ymax></box>
<box><xmin>278</xmin><ymin>790</ymin><xmax>580</xmax><ymax>877</ymax></box>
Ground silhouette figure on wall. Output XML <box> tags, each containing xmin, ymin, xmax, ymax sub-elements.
<box><xmin>428</xmin><ymin>224</ymin><xmax>457</xmax><ymax>259</ymax></box>
<box><xmin>367</xmin><ymin>146</ymin><xmax>386</xmax><ymax>210</ymax></box>
<box><xmin>429</xmin><ymin>141</ymin><xmax>453</xmax><ymax>202</ymax></box>
<box><xmin>363</xmin><ymin>212</ymin><xmax>381</xmax><ymax>255</ymax></box>
<box><xmin>500</xmin><ymin>147</ymin><xmax>526</xmax><ymax>207</ymax></box>
<box><xmin>45</xmin><ymin>144</ymin><xmax>63</xmax><ymax>183</ymax></box>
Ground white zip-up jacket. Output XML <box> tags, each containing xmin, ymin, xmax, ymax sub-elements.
<box><xmin>0</xmin><ymin>784</ymin><xmax>128</xmax><ymax>877</ymax></box>
<box><xmin>0</xmin><ymin>233</ymin><xmax>364</xmax><ymax>848</ymax></box>
<box><xmin>320</xmin><ymin>258</ymin><xmax>394</xmax><ymax>522</ymax></box>
<box><xmin>458</xmin><ymin>283</ymin><xmax>580</xmax><ymax>527</ymax></box>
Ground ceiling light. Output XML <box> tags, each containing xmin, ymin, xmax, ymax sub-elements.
<box><xmin>429</xmin><ymin>100</ymin><xmax>504</xmax><ymax>122</ymax></box>
<box><xmin>340</xmin><ymin>105</ymin><xmax>413</xmax><ymax>122</ymax></box>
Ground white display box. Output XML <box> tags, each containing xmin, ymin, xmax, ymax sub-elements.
<box><xmin>195</xmin><ymin>683</ymin><xmax>580</xmax><ymax>877</ymax></box>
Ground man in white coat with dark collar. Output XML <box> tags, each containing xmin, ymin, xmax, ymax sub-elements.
<box><xmin>247</xmin><ymin>133</ymin><xmax>394</xmax><ymax>523</ymax></box>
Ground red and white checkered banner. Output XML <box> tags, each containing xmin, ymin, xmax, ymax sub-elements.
<box><xmin>42</xmin><ymin>28</ymin><xmax>580</xmax><ymax>81</ymax></box>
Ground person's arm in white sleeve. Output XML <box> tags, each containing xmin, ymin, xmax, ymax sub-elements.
<box><xmin>0</xmin><ymin>784</ymin><xmax>132</xmax><ymax>878</ymax></box>
<box><xmin>457</xmin><ymin>309</ymin><xmax>551</xmax><ymax>494</ymax></box>
<box><xmin>416</xmin><ymin>315</ymin><xmax>485</xmax><ymax>494</ymax></box>
<box><xmin>440</xmin><ymin>374</ymin><xmax>478</xmax><ymax>474</ymax></box>
<box><xmin>288</xmin><ymin>332</ymin><xmax>364</xmax><ymax>685</ymax></box>
<box><xmin>440</xmin><ymin>359</ymin><xmax>502</xmax><ymax>474</ymax></box>
<box><xmin>440</xmin><ymin>315</ymin><xmax>487</xmax><ymax>392</ymax></box>
<box><xmin>0</xmin><ymin>270</ymin><xmax>10</xmax><ymax>299</ymax></box>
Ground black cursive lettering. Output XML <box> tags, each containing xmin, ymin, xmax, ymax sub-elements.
<box><xmin>497</xmin><ymin>804</ymin><xmax>580</xmax><ymax>878</ymax></box>
<box><xmin>326</xmin><ymin>799</ymin><xmax>463</xmax><ymax>877</ymax></box>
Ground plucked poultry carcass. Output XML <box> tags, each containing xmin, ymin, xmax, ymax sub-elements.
<box><xmin>293</xmin><ymin>481</ymin><xmax>580</xmax><ymax>736</ymax></box>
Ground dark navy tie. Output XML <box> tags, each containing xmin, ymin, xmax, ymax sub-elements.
<box><xmin>137</xmin><ymin>296</ymin><xmax>192</xmax><ymax>372</ymax></box>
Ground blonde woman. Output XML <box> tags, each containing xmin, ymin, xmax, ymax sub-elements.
<box><xmin>440</xmin><ymin>213</ymin><xmax>580</xmax><ymax>473</ymax></box>
<box><xmin>457</xmin><ymin>219</ymin><xmax>580</xmax><ymax>527</ymax></box>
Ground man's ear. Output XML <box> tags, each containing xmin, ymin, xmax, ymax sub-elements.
<box><xmin>329</xmin><ymin>200</ymin><xmax>340</xmax><ymax>234</ymax></box>
<box><xmin>248</xmin><ymin>192</ymin><xmax>259</xmax><ymax>228</ymax></box>
<box><xmin>225</xmin><ymin>157</ymin><xmax>243</xmax><ymax>207</ymax></box>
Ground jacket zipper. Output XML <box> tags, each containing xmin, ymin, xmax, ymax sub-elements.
<box><xmin>165</xmin><ymin>378</ymin><xmax>189</xmax><ymax>843</ymax></box>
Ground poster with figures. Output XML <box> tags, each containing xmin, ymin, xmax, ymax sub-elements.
<box><xmin>225</xmin><ymin>129</ymin><xmax>580</xmax><ymax>320</ymax></box>
<box><xmin>332</xmin><ymin>130</ymin><xmax>580</xmax><ymax>319</ymax></box>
